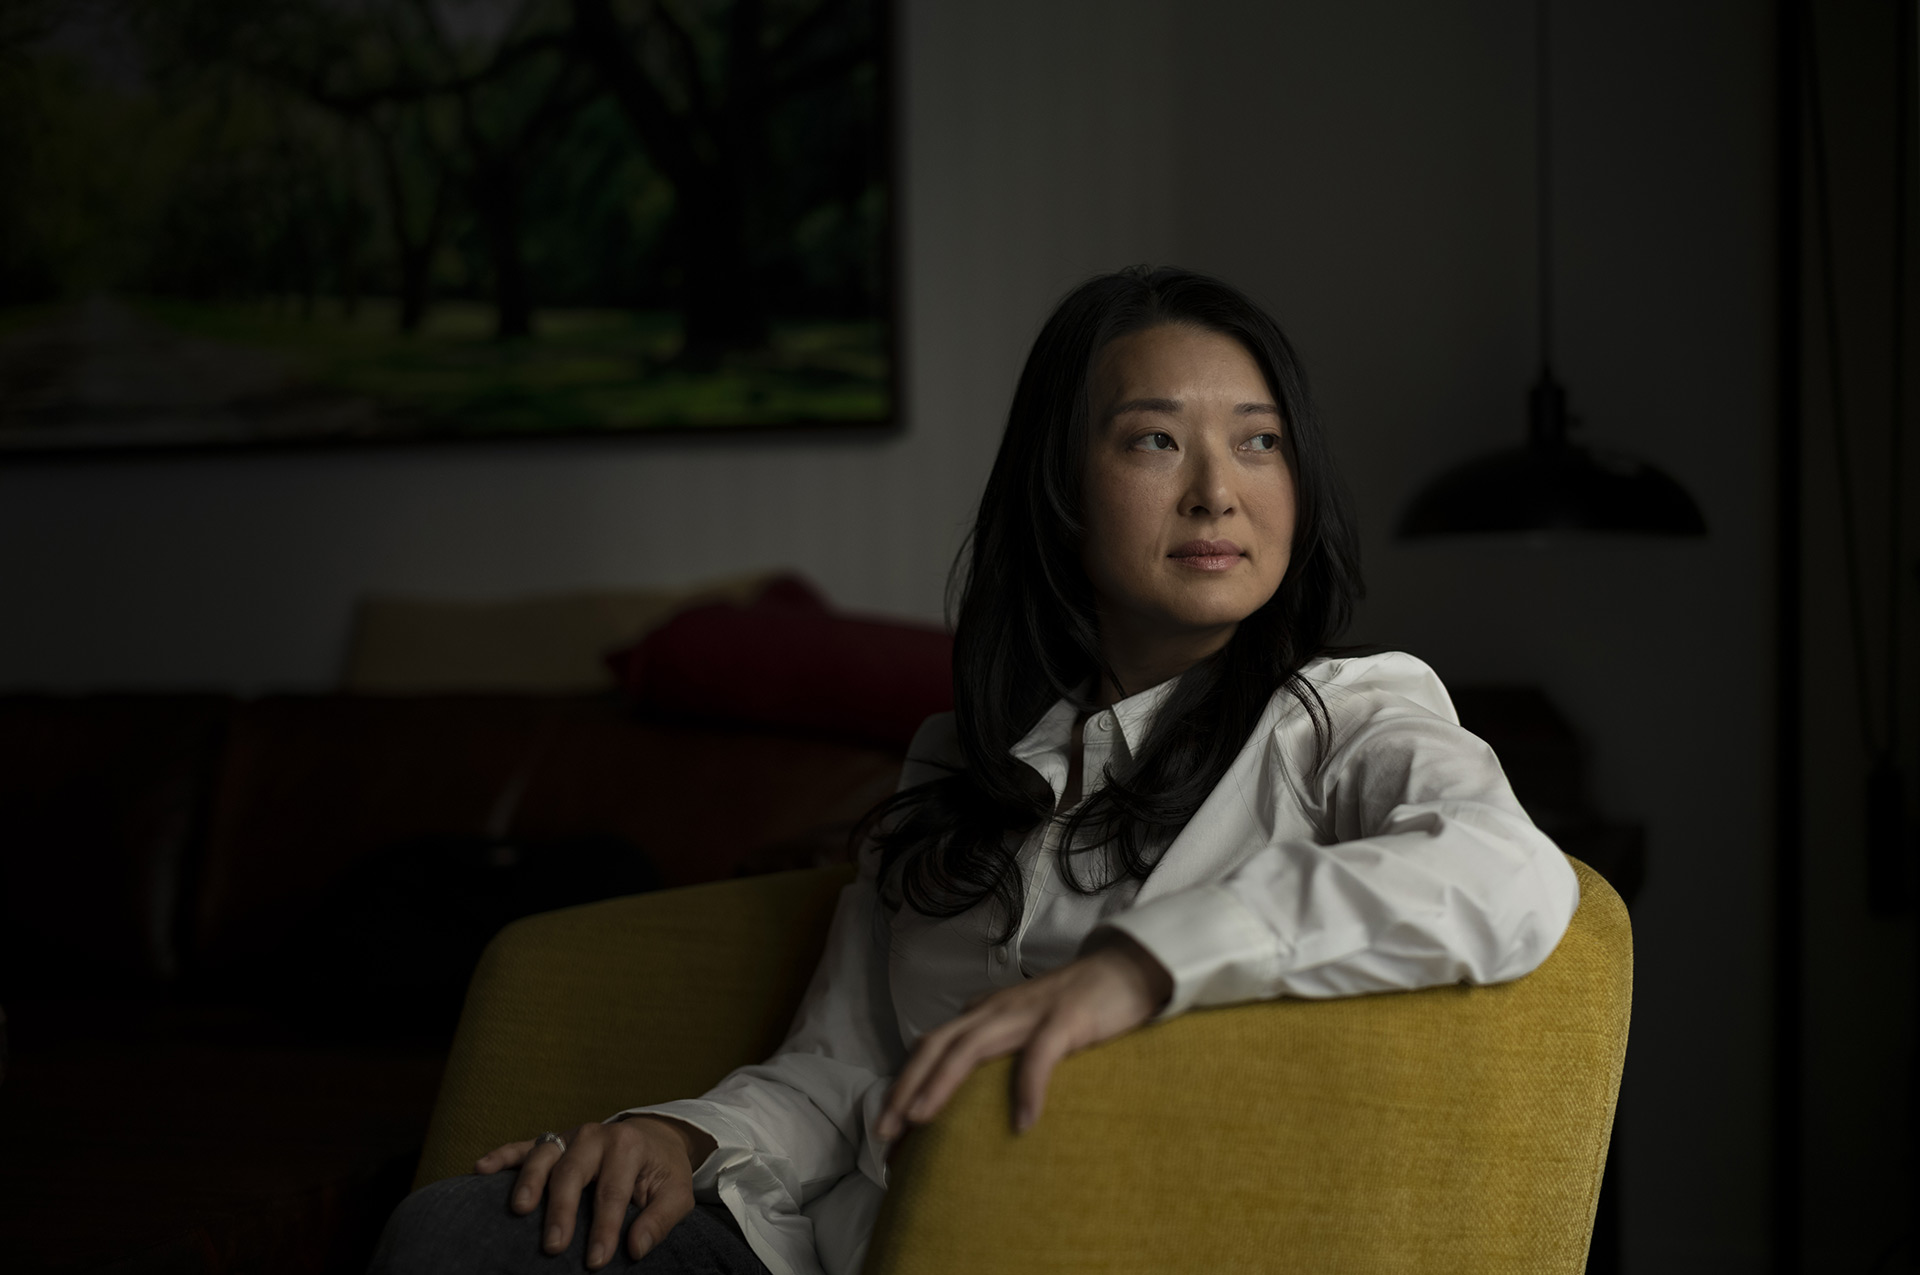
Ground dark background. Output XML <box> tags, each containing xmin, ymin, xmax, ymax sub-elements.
<box><xmin>0</xmin><ymin>1</ymin><xmax>1915</xmax><ymax>1270</ymax></box>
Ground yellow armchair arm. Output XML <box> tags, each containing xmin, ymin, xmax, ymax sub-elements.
<box><xmin>866</xmin><ymin>858</ymin><xmax>1630</xmax><ymax>1275</ymax></box>
<box><xmin>413</xmin><ymin>864</ymin><xmax>855</xmax><ymax>1190</ymax></box>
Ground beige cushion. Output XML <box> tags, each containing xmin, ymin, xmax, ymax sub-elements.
<box><xmin>341</xmin><ymin>572</ymin><xmax>779</xmax><ymax>693</ymax></box>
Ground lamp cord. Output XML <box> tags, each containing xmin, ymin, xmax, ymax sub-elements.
<box><xmin>1887</xmin><ymin>0</ymin><xmax>1908</xmax><ymax>761</ymax></box>
<box><xmin>1536</xmin><ymin>0</ymin><xmax>1554</xmax><ymax>381</ymax></box>
<box><xmin>1800</xmin><ymin>0</ymin><xmax>1907</xmax><ymax>766</ymax></box>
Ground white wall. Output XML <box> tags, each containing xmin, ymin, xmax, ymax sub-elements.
<box><xmin>0</xmin><ymin>2</ymin><xmax>1792</xmax><ymax>1269</ymax></box>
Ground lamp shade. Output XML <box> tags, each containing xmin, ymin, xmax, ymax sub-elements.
<box><xmin>1396</xmin><ymin>374</ymin><xmax>1708</xmax><ymax>538</ymax></box>
<box><xmin>1396</xmin><ymin>444</ymin><xmax>1708</xmax><ymax>536</ymax></box>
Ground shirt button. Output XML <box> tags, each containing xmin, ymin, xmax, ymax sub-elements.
<box><xmin>1093</xmin><ymin>714</ymin><xmax>1112</xmax><ymax>733</ymax></box>
<box><xmin>992</xmin><ymin>946</ymin><xmax>1009</xmax><ymax>966</ymax></box>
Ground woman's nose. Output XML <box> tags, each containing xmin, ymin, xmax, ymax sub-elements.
<box><xmin>1182</xmin><ymin>446</ymin><xmax>1236</xmax><ymax>517</ymax></box>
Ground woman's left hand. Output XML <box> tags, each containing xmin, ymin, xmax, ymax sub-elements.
<box><xmin>876</xmin><ymin>933</ymin><xmax>1174</xmax><ymax>1141</ymax></box>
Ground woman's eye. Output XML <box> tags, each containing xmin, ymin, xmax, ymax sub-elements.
<box><xmin>1134</xmin><ymin>432</ymin><xmax>1175</xmax><ymax>452</ymax></box>
<box><xmin>1245</xmin><ymin>433</ymin><xmax>1281</xmax><ymax>452</ymax></box>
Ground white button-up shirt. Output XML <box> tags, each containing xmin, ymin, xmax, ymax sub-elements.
<box><xmin>618</xmin><ymin>651</ymin><xmax>1581</xmax><ymax>1275</ymax></box>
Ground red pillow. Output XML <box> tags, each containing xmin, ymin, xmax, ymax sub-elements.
<box><xmin>747</xmin><ymin>574</ymin><xmax>830</xmax><ymax>613</ymax></box>
<box><xmin>606</xmin><ymin>583</ymin><xmax>953</xmax><ymax>751</ymax></box>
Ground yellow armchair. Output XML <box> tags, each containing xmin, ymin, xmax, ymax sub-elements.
<box><xmin>416</xmin><ymin>858</ymin><xmax>1630</xmax><ymax>1274</ymax></box>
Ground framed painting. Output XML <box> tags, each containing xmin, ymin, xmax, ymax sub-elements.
<box><xmin>0</xmin><ymin>0</ymin><xmax>896</xmax><ymax>453</ymax></box>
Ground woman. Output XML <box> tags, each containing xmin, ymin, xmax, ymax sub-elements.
<box><xmin>370</xmin><ymin>267</ymin><xmax>1580</xmax><ymax>1275</ymax></box>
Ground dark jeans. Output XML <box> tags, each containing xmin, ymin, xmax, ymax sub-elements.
<box><xmin>368</xmin><ymin>1173</ymin><xmax>773</xmax><ymax>1275</ymax></box>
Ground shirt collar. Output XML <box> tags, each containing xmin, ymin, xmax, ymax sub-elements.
<box><xmin>1008</xmin><ymin>673</ymin><xmax>1183</xmax><ymax>765</ymax></box>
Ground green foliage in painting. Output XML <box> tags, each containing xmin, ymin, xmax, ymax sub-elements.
<box><xmin>0</xmin><ymin>0</ymin><xmax>892</xmax><ymax>450</ymax></box>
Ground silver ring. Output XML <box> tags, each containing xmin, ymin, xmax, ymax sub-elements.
<box><xmin>534</xmin><ymin>1131</ymin><xmax>567</xmax><ymax>1154</ymax></box>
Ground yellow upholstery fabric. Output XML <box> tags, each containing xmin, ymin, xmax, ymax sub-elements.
<box><xmin>418</xmin><ymin>859</ymin><xmax>1630</xmax><ymax>1274</ymax></box>
<box><xmin>869</xmin><ymin>857</ymin><xmax>1630</xmax><ymax>1274</ymax></box>
<box><xmin>413</xmin><ymin>865</ymin><xmax>854</xmax><ymax>1188</ymax></box>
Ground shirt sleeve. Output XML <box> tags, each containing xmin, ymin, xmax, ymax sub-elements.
<box><xmin>611</xmin><ymin>866</ymin><xmax>902</xmax><ymax>1274</ymax></box>
<box><xmin>1094</xmin><ymin>670</ymin><xmax>1581</xmax><ymax>1017</ymax></box>
<box><xmin>606</xmin><ymin>715</ymin><xmax>957</xmax><ymax>1275</ymax></box>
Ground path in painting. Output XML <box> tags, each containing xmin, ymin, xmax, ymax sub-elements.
<box><xmin>0</xmin><ymin>297</ymin><xmax>381</xmax><ymax>452</ymax></box>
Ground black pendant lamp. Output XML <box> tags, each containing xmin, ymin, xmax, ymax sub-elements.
<box><xmin>1397</xmin><ymin>1</ymin><xmax>1707</xmax><ymax>538</ymax></box>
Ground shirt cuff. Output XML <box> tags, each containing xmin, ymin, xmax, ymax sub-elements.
<box><xmin>1094</xmin><ymin>882</ymin><xmax>1287</xmax><ymax>1019</ymax></box>
<box><xmin>604</xmin><ymin>1101</ymin><xmax>737</xmax><ymax>1190</ymax></box>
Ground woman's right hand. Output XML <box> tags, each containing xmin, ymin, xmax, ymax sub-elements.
<box><xmin>475</xmin><ymin>1116</ymin><xmax>719</xmax><ymax>1270</ymax></box>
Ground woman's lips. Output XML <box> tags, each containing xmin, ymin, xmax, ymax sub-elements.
<box><xmin>1169</xmin><ymin>539</ymin><xmax>1244</xmax><ymax>572</ymax></box>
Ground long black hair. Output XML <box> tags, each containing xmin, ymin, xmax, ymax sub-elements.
<box><xmin>867</xmin><ymin>266</ymin><xmax>1363</xmax><ymax>940</ymax></box>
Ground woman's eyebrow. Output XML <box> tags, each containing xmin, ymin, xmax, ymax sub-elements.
<box><xmin>1105</xmin><ymin>397</ymin><xmax>1282</xmax><ymax>421</ymax></box>
<box><xmin>1107</xmin><ymin>396</ymin><xmax>1181</xmax><ymax>420</ymax></box>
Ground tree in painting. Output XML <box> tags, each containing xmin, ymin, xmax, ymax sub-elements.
<box><xmin>0</xmin><ymin>0</ymin><xmax>892</xmax><ymax>449</ymax></box>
